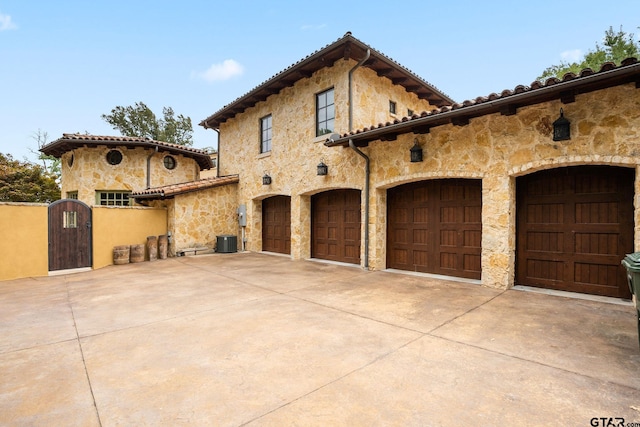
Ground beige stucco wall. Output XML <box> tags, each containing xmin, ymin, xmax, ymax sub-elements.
<box><xmin>1</xmin><ymin>203</ymin><xmax>167</xmax><ymax>281</ymax></box>
<box><xmin>212</xmin><ymin>74</ymin><xmax>640</xmax><ymax>289</ymax></box>
<box><xmin>0</xmin><ymin>203</ymin><xmax>49</xmax><ymax>281</ymax></box>
<box><xmin>92</xmin><ymin>206</ymin><xmax>167</xmax><ymax>269</ymax></box>
<box><xmin>60</xmin><ymin>147</ymin><xmax>200</xmax><ymax>205</ymax></box>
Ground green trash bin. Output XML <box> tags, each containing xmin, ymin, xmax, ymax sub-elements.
<box><xmin>621</xmin><ymin>253</ymin><xmax>640</xmax><ymax>348</ymax></box>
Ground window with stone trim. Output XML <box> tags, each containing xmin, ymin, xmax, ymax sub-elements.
<box><xmin>96</xmin><ymin>191</ymin><xmax>131</xmax><ymax>206</ymax></box>
<box><xmin>316</xmin><ymin>88</ymin><xmax>334</xmax><ymax>136</ymax></box>
<box><xmin>66</xmin><ymin>191</ymin><xmax>78</xmax><ymax>199</ymax></box>
<box><xmin>163</xmin><ymin>155</ymin><xmax>177</xmax><ymax>170</ymax></box>
<box><xmin>260</xmin><ymin>115</ymin><xmax>272</xmax><ymax>153</ymax></box>
<box><xmin>106</xmin><ymin>150</ymin><xmax>123</xmax><ymax>165</ymax></box>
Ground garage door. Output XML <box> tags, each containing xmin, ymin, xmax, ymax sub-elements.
<box><xmin>387</xmin><ymin>179</ymin><xmax>482</xmax><ymax>279</ymax></box>
<box><xmin>262</xmin><ymin>195</ymin><xmax>291</xmax><ymax>254</ymax></box>
<box><xmin>516</xmin><ymin>166</ymin><xmax>634</xmax><ymax>299</ymax></box>
<box><xmin>311</xmin><ymin>189</ymin><xmax>361</xmax><ymax>264</ymax></box>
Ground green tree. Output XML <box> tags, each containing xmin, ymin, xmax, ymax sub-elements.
<box><xmin>29</xmin><ymin>129</ymin><xmax>60</xmax><ymax>178</ymax></box>
<box><xmin>101</xmin><ymin>102</ymin><xmax>193</xmax><ymax>146</ymax></box>
<box><xmin>538</xmin><ymin>26</ymin><xmax>639</xmax><ymax>81</ymax></box>
<box><xmin>0</xmin><ymin>153</ymin><xmax>60</xmax><ymax>202</ymax></box>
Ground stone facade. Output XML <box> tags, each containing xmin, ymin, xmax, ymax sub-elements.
<box><xmin>150</xmin><ymin>183</ymin><xmax>239</xmax><ymax>255</ymax></box>
<box><xmin>46</xmin><ymin>36</ymin><xmax>639</xmax><ymax>294</ymax></box>
<box><xmin>219</xmin><ymin>58</ymin><xmax>437</xmax><ymax>258</ymax></box>
<box><xmin>60</xmin><ymin>146</ymin><xmax>200</xmax><ymax>206</ymax></box>
<box><xmin>364</xmin><ymin>83</ymin><xmax>640</xmax><ymax>287</ymax></box>
<box><xmin>211</xmin><ymin>59</ymin><xmax>640</xmax><ymax>290</ymax></box>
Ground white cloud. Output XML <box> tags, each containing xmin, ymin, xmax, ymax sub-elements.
<box><xmin>300</xmin><ymin>24</ymin><xmax>327</xmax><ymax>31</ymax></box>
<box><xmin>192</xmin><ymin>59</ymin><xmax>244</xmax><ymax>83</ymax></box>
<box><xmin>560</xmin><ymin>49</ymin><xmax>582</xmax><ymax>62</ymax></box>
<box><xmin>0</xmin><ymin>12</ymin><xmax>17</xmax><ymax>31</ymax></box>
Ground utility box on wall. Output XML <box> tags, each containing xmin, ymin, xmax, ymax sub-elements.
<box><xmin>216</xmin><ymin>235</ymin><xmax>237</xmax><ymax>253</ymax></box>
<box><xmin>237</xmin><ymin>204</ymin><xmax>247</xmax><ymax>227</ymax></box>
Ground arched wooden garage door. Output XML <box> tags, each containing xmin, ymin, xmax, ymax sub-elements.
<box><xmin>387</xmin><ymin>179</ymin><xmax>482</xmax><ymax>279</ymax></box>
<box><xmin>311</xmin><ymin>189</ymin><xmax>361</xmax><ymax>264</ymax></box>
<box><xmin>262</xmin><ymin>195</ymin><xmax>291</xmax><ymax>254</ymax></box>
<box><xmin>516</xmin><ymin>166</ymin><xmax>634</xmax><ymax>299</ymax></box>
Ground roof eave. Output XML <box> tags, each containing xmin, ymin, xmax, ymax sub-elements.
<box><xmin>325</xmin><ymin>62</ymin><xmax>640</xmax><ymax>147</ymax></box>
<box><xmin>40</xmin><ymin>137</ymin><xmax>214</xmax><ymax>170</ymax></box>
<box><xmin>199</xmin><ymin>33</ymin><xmax>453</xmax><ymax>130</ymax></box>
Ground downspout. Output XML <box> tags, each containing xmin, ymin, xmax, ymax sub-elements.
<box><xmin>214</xmin><ymin>129</ymin><xmax>220</xmax><ymax>178</ymax></box>
<box><xmin>349</xmin><ymin>139</ymin><xmax>369</xmax><ymax>269</ymax></box>
<box><xmin>146</xmin><ymin>146</ymin><xmax>159</xmax><ymax>189</ymax></box>
<box><xmin>348</xmin><ymin>49</ymin><xmax>370</xmax><ymax>269</ymax></box>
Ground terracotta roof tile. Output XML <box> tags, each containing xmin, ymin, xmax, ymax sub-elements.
<box><xmin>132</xmin><ymin>175</ymin><xmax>239</xmax><ymax>200</ymax></box>
<box><xmin>326</xmin><ymin>57</ymin><xmax>640</xmax><ymax>147</ymax></box>
<box><xmin>200</xmin><ymin>32</ymin><xmax>454</xmax><ymax>130</ymax></box>
<box><xmin>41</xmin><ymin>133</ymin><xmax>214</xmax><ymax>170</ymax></box>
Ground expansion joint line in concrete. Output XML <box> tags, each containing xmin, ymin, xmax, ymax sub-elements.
<box><xmin>64</xmin><ymin>279</ymin><xmax>103</xmax><ymax>427</ymax></box>
<box><xmin>239</xmin><ymin>332</ymin><xmax>426</xmax><ymax>426</ymax></box>
<box><xmin>426</xmin><ymin>289</ymin><xmax>509</xmax><ymax>336</ymax></box>
<box><xmin>424</xmin><ymin>290</ymin><xmax>640</xmax><ymax>394</ymax></box>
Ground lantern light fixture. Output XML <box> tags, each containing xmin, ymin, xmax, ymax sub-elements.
<box><xmin>262</xmin><ymin>172</ymin><xmax>272</xmax><ymax>185</ymax></box>
<box><xmin>410</xmin><ymin>138</ymin><xmax>423</xmax><ymax>163</ymax></box>
<box><xmin>553</xmin><ymin>108</ymin><xmax>571</xmax><ymax>141</ymax></box>
<box><xmin>317</xmin><ymin>160</ymin><xmax>328</xmax><ymax>176</ymax></box>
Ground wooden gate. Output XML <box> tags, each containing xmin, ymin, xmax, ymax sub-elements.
<box><xmin>48</xmin><ymin>199</ymin><xmax>92</xmax><ymax>271</ymax></box>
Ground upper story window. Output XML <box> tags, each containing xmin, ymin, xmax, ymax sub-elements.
<box><xmin>163</xmin><ymin>155</ymin><xmax>177</xmax><ymax>170</ymax></box>
<box><xmin>389</xmin><ymin>100</ymin><xmax>397</xmax><ymax>115</ymax></box>
<box><xmin>106</xmin><ymin>150</ymin><xmax>123</xmax><ymax>165</ymax></box>
<box><xmin>316</xmin><ymin>88</ymin><xmax>334</xmax><ymax>136</ymax></box>
<box><xmin>260</xmin><ymin>115</ymin><xmax>272</xmax><ymax>153</ymax></box>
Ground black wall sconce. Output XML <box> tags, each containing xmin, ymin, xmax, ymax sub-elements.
<box><xmin>553</xmin><ymin>108</ymin><xmax>571</xmax><ymax>141</ymax></box>
<box><xmin>410</xmin><ymin>138</ymin><xmax>423</xmax><ymax>163</ymax></box>
<box><xmin>262</xmin><ymin>172</ymin><xmax>272</xmax><ymax>185</ymax></box>
<box><xmin>317</xmin><ymin>160</ymin><xmax>328</xmax><ymax>176</ymax></box>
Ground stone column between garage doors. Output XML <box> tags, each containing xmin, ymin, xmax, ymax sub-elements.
<box><xmin>481</xmin><ymin>174</ymin><xmax>516</xmax><ymax>289</ymax></box>
<box><xmin>290</xmin><ymin>194</ymin><xmax>311</xmax><ymax>261</ymax></box>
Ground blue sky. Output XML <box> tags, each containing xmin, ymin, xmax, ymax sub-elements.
<box><xmin>1</xmin><ymin>1</ymin><xmax>639</xmax><ymax>162</ymax></box>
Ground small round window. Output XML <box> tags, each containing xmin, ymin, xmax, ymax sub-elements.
<box><xmin>106</xmin><ymin>150</ymin><xmax>123</xmax><ymax>165</ymax></box>
<box><xmin>163</xmin><ymin>155</ymin><xmax>176</xmax><ymax>170</ymax></box>
<box><xmin>67</xmin><ymin>154</ymin><xmax>74</xmax><ymax>168</ymax></box>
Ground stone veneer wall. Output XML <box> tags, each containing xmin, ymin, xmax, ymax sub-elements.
<box><xmin>155</xmin><ymin>183</ymin><xmax>239</xmax><ymax>255</ymax></box>
<box><xmin>213</xmin><ymin>63</ymin><xmax>640</xmax><ymax>290</ymax></box>
<box><xmin>369</xmin><ymin>83</ymin><xmax>640</xmax><ymax>288</ymax></box>
<box><xmin>60</xmin><ymin>146</ymin><xmax>200</xmax><ymax>206</ymax></box>
<box><xmin>217</xmin><ymin>58</ymin><xmax>436</xmax><ymax>258</ymax></box>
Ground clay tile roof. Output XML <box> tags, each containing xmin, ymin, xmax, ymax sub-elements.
<box><xmin>40</xmin><ymin>134</ymin><xmax>214</xmax><ymax>170</ymax></box>
<box><xmin>325</xmin><ymin>57</ymin><xmax>640</xmax><ymax>147</ymax></box>
<box><xmin>131</xmin><ymin>175</ymin><xmax>239</xmax><ymax>200</ymax></box>
<box><xmin>199</xmin><ymin>32</ymin><xmax>454</xmax><ymax>130</ymax></box>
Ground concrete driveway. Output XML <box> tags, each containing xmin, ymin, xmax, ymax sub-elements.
<box><xmin>1</xmin><ymin>252</ymin><xmax>639</xmax><ymax>426</ymax></box>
